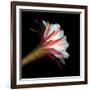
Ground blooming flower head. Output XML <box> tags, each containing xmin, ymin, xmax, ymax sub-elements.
<box><xmin>22</xmin><ymin>20</ymin><xmax>69</xmax><ymax>67</ymax></box>
<box><xmin>42</xmin><ymin>21</ymin><xmax>69</xmax><ymax>64</ymax></box>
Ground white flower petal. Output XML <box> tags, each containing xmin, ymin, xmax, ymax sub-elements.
<box><xmin>48</xmin><ymin>36</ymin><xmax>69</xmax><ymax>51</ymax></box>
<box><xmin>51</xmin><ymin>53</ymin><xmax>65</xmax><ymax>64</ymax></box>
<box><xmin>47</xmin><ymin>30</ymin><xmax>64</xmax><ymax>41</ymax></box>
<box><xmin>47</xmin><ymin>24</ymin><xmax>54</xmax><ymax>36</ymax></box>
<box><xmin>60</xmin><ymin>51</ymin><xmax>69</xmax><ymax>58</ymax></box>
<box><xmin>47</xmin><ymin>24</ymin><xmax>60</xmax><ymax>37</ymax></box>
<box><xmin>54</xmin><ymin>30</ymin><xmax>64</xmax><ymax>39</ymax></box>
<box><xmin>52</xmin><ymin>53</ymin><xmax>62</xmax><ymax>58</ymax></box>
<box><xmin>42</xmin><ymin>20</ymin><xmax>47</xmax><ymax>26</ymax></box>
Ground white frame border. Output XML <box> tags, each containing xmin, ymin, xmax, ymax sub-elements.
<box><xmin>16</xmin><ymin>5</ymin><xmax>85</xmax><ymax>85</ymax></box>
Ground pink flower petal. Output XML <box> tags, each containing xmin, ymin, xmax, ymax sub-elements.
<box><xmin>45</xmin><ymin>38</ymin><xmax>62</xmax><ymax>48</ymax></box>
<box><xmin>44</xmin><ymin>23</ymin><xmax>50</xmax><ymax>39</ymax></box>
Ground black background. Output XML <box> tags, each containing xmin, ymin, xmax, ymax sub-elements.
<box><xmin>21</xmin><ymin>10</ymin><xmax>80</xmax><ymax>78</ymax></box>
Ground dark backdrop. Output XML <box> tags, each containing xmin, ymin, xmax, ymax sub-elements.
<box><xmin>20</xmin><ymin>10</ymin><xmax>80</xmax><ymax>78</ymax></box>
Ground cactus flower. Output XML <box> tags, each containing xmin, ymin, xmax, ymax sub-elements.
<box><xmin>22</xmin><ymin>20</ymin><xmax>69</xmax><ymax>68</ymax></box>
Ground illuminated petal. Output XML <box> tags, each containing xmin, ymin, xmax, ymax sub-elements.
<box><xmin>45</xmin><ymin>24</ymin><xmax>61</xmax><ymax>39</ymax></box>
<box><xmin>42</xmin><ymin>20</ymin><xmax>47</xmax><ymax>26</ymax></box>
<box><xmin>44</xmin><ymin>22</ymin><xmax>51</xmax><ymax>39</ymax></box>
<box><xmin>47</xmin><ymin>30</ymin><xmax>64</xmax><ymax>42</ymax></box>
<box><xmin>48</xmin><ymin>36</ymin><xmax>69</xmax><ymax>51</ymax></box>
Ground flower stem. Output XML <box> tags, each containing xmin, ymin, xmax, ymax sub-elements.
<box><xmin>22</xmin><ymin>45</ymin><xmax>46</xmax><ymax>65</ymax></box>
